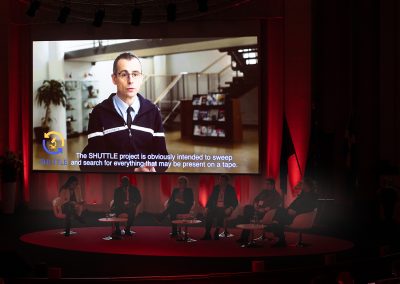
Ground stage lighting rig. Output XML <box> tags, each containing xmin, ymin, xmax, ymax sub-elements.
<box><xmin>198</xmin><ymin>0</ymin><xmax>208</xmax><ymax>12</ymax></box>
<box><xmin>93</xmin><ymin>8</ymin><xmax>105</xmax><ymax>27</ymax></box>
<box><xmin>131</xmin><ymin>7</ymin><xmax>142</xmax><ymax>26</ymax></box>
<box><xmin>57</xmin><ymin>6</ymin><xmax>71</xmax><ymax>24</ymax></box>
<box><xmin>26</xmin><ymin>0</ymin><xmax>41</xmax><ymax>17</ymax></box>
<box><xmin>166</xmin><ymin>3</ymin><xmax>176</xmax><ymax>22</ymax></box>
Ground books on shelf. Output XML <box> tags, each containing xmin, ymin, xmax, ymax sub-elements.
<box><xmin>218</xmin><ymin>109</ymin><xmax>225</xmax><ymax>121</ymax></box>
<box><xmin>193</xmin><ymin>125</ymin><xmax>201</xmax><ymax>136</ymax></box>
<box><xmin>192</xmin><ymin>94</ymin><xmax>225</xmax><ymax>106</ymax></box>
<box><xmin>209</xmin><ymin>109</ymin><xmax>218</xmax><ymax>121</ymax></box>
<box><xmin>206</xmin><ymin>93</ymin><xmax>225</xmax><ymax>106</ymax></box>
<box><xmin>216</xmin><ymin>128</ymin><xmax>226</xmax><ymax>137</ymax></box>
<box><xmin>193</xmin><ymin>124</ymin><xmax>225</xmax><ymax>137</ymax></box>
<box><xmin>198</xmin><ymin>110</ymin><xmax>208</xmax><ymax>121</ymax></box>
<box><xmin>193</xmin><ymin>109</ymin><xmax>224</xmax><ymax>122</ymax></box>
<box><xmin>193</xmin><ymin>109</ymin><xmax>199</xmax><ymax>120</ymax></box>
<box><xmin>192</xmin><ymin>93</ymin><xmax>228</xmax><ymax>139</ymax></box>
<box><xmin>192</xmin><ymin>97</ymin><xmax>201</xmax><ymax>106</ymax></box>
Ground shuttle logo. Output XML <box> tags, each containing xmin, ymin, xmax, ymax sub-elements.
<box><xmin>42</xmin><ymin>131</ymin><xmax>65</xmax><ymax>155</ymax></box>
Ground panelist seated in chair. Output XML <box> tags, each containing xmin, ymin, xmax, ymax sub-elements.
<box><xmin>237</xmin><ymin>177</ymin><xmax>282</xmax><ymax>244</ymax></box>
<box><xmin>157</xmin><ymin>176</ymin><xmax>194</xmax><ymax>237</ymax></box>
<box><xmin>59</xmin><ymin>176</ymin><xmax>85</xmax><ymax>237</ymax></box>
<box><xmin>265</xmin><ymin>177</ymin><xmax>318</xmax><ymax>247</ymax></box>
<box><xmin>201</xmin><ymin>174</ymin><xmax>238</xmax><ymax>240</ymax></box>
<box><xmin>111</xmin><ymin>176</ymin><xmax>142</xmax><ymax>236</ymax></box>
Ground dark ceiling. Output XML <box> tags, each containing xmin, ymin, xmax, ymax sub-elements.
<box><xmin>20</xmin><ymin>0</ymin><xmax>258</xmax><ymax>25</ymax></box>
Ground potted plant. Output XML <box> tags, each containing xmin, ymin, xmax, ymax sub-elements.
<box><xmin>0</xmin><ymin>150</ymin><xmax>23</xmax><ymax>214</ymax></box>
<box><xmin>34</xmin><ymin>80</ymin><xmax>67</xmax><ymax>142</ymax></box>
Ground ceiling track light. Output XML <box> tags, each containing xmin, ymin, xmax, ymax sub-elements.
<box><xmin>197</xmin><ymin>0</ymin><xmax>208</xmax><ymax>13</ymax></box>
<box><xmin>131</xmin><ymin>7</ymin><xmax>142</xmax><ymax>26</ymax></box>
<box><xmin>166</xmin><ymin>3</ymin><xmax>176</xmax><ymax>22</ymax></box>
<box><xmin>57</xmin><ymin>6</ymin><xmax>71</xmax><ymax>24</ymax></box>
<box><xmin>26</xmin><ymin>0</ymin><xmax>41</xmax><ymax>17</ymax></box>
<box><xmin>93</xmin><ymin>8</ymin><xmax>105</xmax><ymax>27</ymax></box>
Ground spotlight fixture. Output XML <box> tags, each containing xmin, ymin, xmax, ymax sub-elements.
<box><xmin>131</xmin><ymin>7</ymin><xmax>142</xmax><ymax>26</ymax></box>
<box><xmin>197</xmin><ymin>0</ymin><xmax>208</xmax><ymax>12</ymax></box>
<box><xmin>93</xmin><ymin>9</ymin><xmax>105</xmax><ymax>27</ymax></box>
<box><xmin>26</xmin><ymin>0</ymin><xmax>41</xmax><ymax>17</ymax></box>
<box><xmin>166</xmin><ymin>3</ymin><xmax>176</xmax><ymax>22</ymax></box>
<box><xmin>57</xmin><ymin>6</ymin><xmax>70</xmax><ymax>24</ymax></box>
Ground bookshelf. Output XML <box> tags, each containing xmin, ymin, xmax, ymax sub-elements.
<box><xmin>190</xmin><ymin>93</ymin><xmax>242</xmax><ymax>142</ymax></box>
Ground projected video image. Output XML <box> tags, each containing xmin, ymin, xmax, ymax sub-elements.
<box><xmin>32</xmin><ymin>38</ymin><xmax>260</xmax><ymax>174</ymax></box>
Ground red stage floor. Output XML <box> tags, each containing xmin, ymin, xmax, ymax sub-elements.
<box><xmin>20</xmin><ymin>226</ymin><xmax>353</xmax><ymax>258</ymax></box>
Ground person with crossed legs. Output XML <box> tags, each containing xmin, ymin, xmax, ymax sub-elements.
<box><xmin>265</xmin><ymin>177</ymin><xmax>318</xmax><ymax>247</ymax></box>
<box><xmin>58</xmin><ymin>176</ymin><xmax>85</xmax><ymax>237</ymax></box>
<box><xmin>201</xmin><ymin>174</ymin><xmax>238</xmax><ymax>240</ymax></box>
<box><xmin>157</xmin><ymin>176</ymin><xmax>194</xmax><ymax>237</ymax></box>
<box><xmin>237</xmin><ymin>177</ymin><xmax>282</xmax><ymax>245</ymax></box>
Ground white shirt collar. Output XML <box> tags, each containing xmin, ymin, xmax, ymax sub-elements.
<box><xmin>113</xmin><ymin>94</ymin><xmax>140</xmax><ymax>122</ymax></box>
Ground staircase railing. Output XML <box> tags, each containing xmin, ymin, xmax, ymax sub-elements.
<box><xmin>154</xmin><ymin>73</ymin><xmax>184</xmax><ymax>105</ymax></box>
<box><xmin>147</xmin><ymin>52</ymin><xmax>239</xmax><ymax>126</ymax></box>
<box><xmin>200</xmin><ymin>54</ymin><xmax>228</xmax><ymax>73</ymax></box>
<box><xmin>162</xmin><ymin>101</ymin><xmax>181</xmax><ymax>125</ymax></box>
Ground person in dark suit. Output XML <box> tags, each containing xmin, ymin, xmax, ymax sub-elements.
<box><xmin>237</xmin><ymin>177</ymin><xmax>282</xmax><ymax>244</ymax></box>
<box><xmin>201</xmin><ymin>174</ymin><xmax>239</xmax><ymax>240</ymax></box>
<box><xmin>158</xmin><ymin>176</ymin><xmax>194</xmax><ymax>237</ymax></box>
<box><xmin>266</xmin><ymin>177</ymin><xmax>318</xmax><ymax>247</ymax></box>
<box><xmin>111</xmin><ymin>176</ymin><xmax>142</xmax><ymax>236</ymax></box>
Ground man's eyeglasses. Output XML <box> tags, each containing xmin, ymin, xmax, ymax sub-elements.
<box><xmin>117</xmin><ymin>71</ymin><xmax>142</xmax><ymax>80</ymax></box>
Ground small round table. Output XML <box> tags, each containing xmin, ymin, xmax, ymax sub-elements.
<box><xmin>171</xmin><ymin>219</ymin><xmax>202</xmax><ymax>242</ymax></box>
<box><xmin>98</xmin><ymin>217</ymin><xmax>128</xmax><ymax>240</ymax></box>
<box><xmin>236</xmin><ymin>223</ymin><xmax>266</xmax><ymax>248</ymax></box>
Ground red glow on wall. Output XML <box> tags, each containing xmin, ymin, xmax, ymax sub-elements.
<box><xmin>198</xmin><ymin>176</ymin><xmax>215</xmax><ymax>207</ymax></box>
<box><xmin>160</xmin><ymin>175</ymin><xmax>172</xmax><ymax>198</ymax></box>
<box><xmin>265</xmin><ymin>19</ymin><xmax>284</xmax><ymax>181</ymax></box>
<box><xmin>234</xmin><ymin>178</ymin><xmax>241</xmax><ymax>202</ymax></box>
<box><xmin>84</xmin><ymin>174</ymin><xmax>103</xmax><ymax>205</ymax></box>
<box><xmin>287</xmin><ymin>154</ymin><xmax>302</xmax><ymax>193</ymax></box>
<box><xmin>237</xmin><ymin>175</ymin><xmax>250</xmax><ymax>204</ymax></box>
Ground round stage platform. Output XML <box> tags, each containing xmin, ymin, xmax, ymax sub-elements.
<box><xmin>20</xmin><ymin>226</ymin><xmax>353</xmax><ymax>258</ymax></box>
<box><xmin>19</xmin><ymin>226</ymin><xmax>354</xmax><ymax>277</ymax></box>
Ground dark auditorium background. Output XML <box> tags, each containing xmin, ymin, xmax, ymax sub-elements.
<box><xmin>0</xmin><ymin>0</ymin><xmax>400</xmax><ymax>283</ymax></box>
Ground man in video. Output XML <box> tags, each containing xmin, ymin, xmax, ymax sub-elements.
<box><xmin>80</xmin><ymin>52</ymin><xmax>168</xmax><ymax>172</ymax></box>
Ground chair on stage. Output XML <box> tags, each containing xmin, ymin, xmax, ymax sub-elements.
<box><xmin>262</xmin><ymin>208</ymin><xmax>277</xmax><ymax>225</ymax></box>
<box><xmin>286</xmin><ymin>208</ymin><xmax>318</xmax><ymax>247</ymax></box>
<box><xmin>52</xmin><ymin>196</ymin><xmax>77</xmax><ymax>235</ymax></box>
<box><xmin>219</xmin><ymin>205</ymin><xmax>241</xmax><ymax>238</ymax></box>
<box><xmin>252</xmin><ymin>208</ymin><xmax>277</xmax><ymax>241</ymax></box>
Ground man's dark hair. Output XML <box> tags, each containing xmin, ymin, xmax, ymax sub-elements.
<box><xmin>113</xmin><ymin>52</ymin><xmax>142</xmax><ymax>75</ymax></box>
<box><xmin>61</xmin><ymin>176</ymin><xmax>78</xmax><ymax>191</ymax></box>
<box><xmin>121</xmin><ymin>176</ymin><xmax>130</xmax><ymax>187</ymax></box>
<box><xmin>178</xmin><ymin>176</ymin><xmax>188</xmax><ymax>185</ymax></box>
<box><xmin>220</xmin><ymin>174</ymin><xmax>230</xmax><ymax>182</ymax></box>
<box><xmin>302</xmin><ymin>177</ymin><xmax>316</xmax><ymax>192</ymax></box>
<box><xmin>265</xmin><ymin>177</ymin><xmax>275</xmax><ymax>186</ymax></box>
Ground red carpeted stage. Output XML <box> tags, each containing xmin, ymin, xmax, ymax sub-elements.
<box><xmin>19</xmin><ymin>226</ymin><xmax>353</xmax><ymax>277</ymax></box>
<box><xmin>20</xmin><ymin>226</ymin><xmax>352</xmax><ymax>258</ymax></box>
